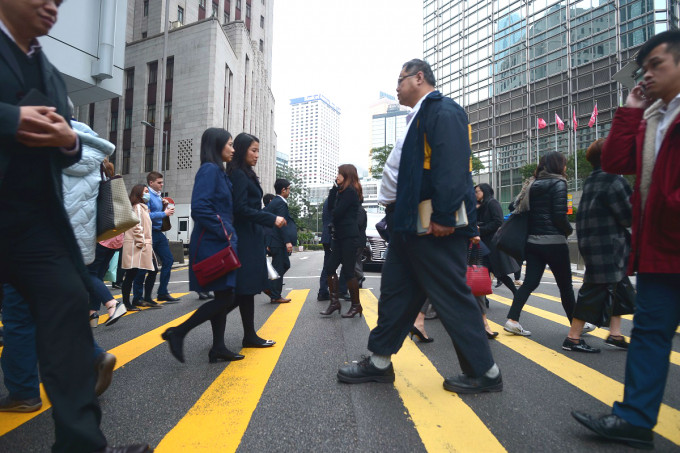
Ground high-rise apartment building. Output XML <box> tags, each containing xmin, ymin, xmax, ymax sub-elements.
<box><xmin>289</xmin><ymin>94</ymin><xmax>340</xmax><ymax>185</ymax></box>
<box><xmin>424</xmin><ymin>0</ymin><xmax>679</xmax><ymax>206</ymax></box>
<box><xmin>76</xmin><ymin>0</ymin><xmax>276</xmax><ymax>243</ymax></box>
<box><xmin>369</xmin><ymin>92</ymin><xmax>410</xmax><ymax>178</ymax></box>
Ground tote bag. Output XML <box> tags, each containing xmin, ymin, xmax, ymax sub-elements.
<box><xmin>466</xmin><ymin>244</ymin><xmax>492</xmax><ymax>296</ymax></box>
<box><xmin>492</xmin><ymin>211</ymin><xmax>529</xmax><ymax>262</ymax></box>
<box><xmin>97</xmin><ymin>167</ymin><xmax>139</xmax><ymax>241</ymax></box>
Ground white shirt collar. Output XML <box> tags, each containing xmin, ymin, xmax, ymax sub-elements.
<box><xmin>659</xmin><ymin>93</ymin><xmax>680</xmax><ymax>114</ymax></box>
<box><xmin>277</xmin><ymin>194</ymin><xmax>288</xmax><ymax>205</ymax></box>
<box><xmin>148</xmin><ymin>186</ymin><xmax>161</xmax><ymax>197</ymax></box>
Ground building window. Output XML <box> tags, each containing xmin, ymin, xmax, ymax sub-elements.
<box><xmin>164</xmin><ymin>101</ymin><xmax>172</xmax><ymax>122</ymax></box>
<box><xmin>212</xmin><ymin>2</ymin><xmax>218</xmax><ymax>17</ymax></box>
<box><xmin>199</xmin><ymin>0</ymin><xmax>206</xmax><ymax>7</ymax></box>
<box><xmin>122</xmin><ymin>148</ymin><xmax>131</xmax><ymax>174</ymax></box>
<box><xmin>224</xmin><ymin>10</ymin><xmax>230</xmax><ymax>22</ymax></box>
<box><xmin>246</xmin><ymin>4</ymin><xmax>251</xmax><ymax>18</ymax></box>
<box><xmin>110</xmin><ymin>114</ymin><xmax>118</xmax><ymax>133</ymax></box>
<box><xmin>148</xmin><ymin>62</ymin><xmax>157</xmax><ymax>84</ymax></box>
<box><xmin>124</xmin><ymin>109</ymin><xmax>132</xmax><ymax>129</ymax></box>
<box><xmin>260</xmin><ymin>15</ymin><xmax>264</xmax><ymax>27</ymax></box>
<box><xmin>166</xmin><ymin>57</ymin><xmax>174</xmax><ymax>80</ymax></box>
<box><xmin>125</xmin><ymin>68</ymin><xmax>134</xmax><ymax>89</ymax></box>
<box><xmin>147</xmin><ymin>105</ymin><xmax>156</xmax><ymax>125</ymax></box>
<box><xmin>236</xmin><ymin>0</ymin><xmax>241</xmax><ymax>8</ymax></box>
<box><xmin>259</xmin><ymin>39</ymin><xmax>264</xmax><ymax>52</ymax></box>
<box><xmin>143</xmin><ymin>0</ymin><xmax>148</xmax><ymax>16</ymax></box>
<box><xmin>177</xmin><ymin>6</ymin><xmax>184</xmax><ymax>24</ymax></box>
<box><xmin>145</xmin><ymin>146</ymin><xmax>154</xmax><ymax>172</ymax></box>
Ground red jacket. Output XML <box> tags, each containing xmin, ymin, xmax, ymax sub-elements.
<box><xmin>602</xmin><ymin>107</ymin><xmax>680</xmax><ymax>274</ymax></box>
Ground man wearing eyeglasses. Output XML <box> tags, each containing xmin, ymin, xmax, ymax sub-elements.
<box><xmin>337</xmin><ymin>59</ymin><xmax>502</xmax><ymax>394</ymax></box>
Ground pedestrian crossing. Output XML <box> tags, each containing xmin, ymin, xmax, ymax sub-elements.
<box><xmin>0</xmin><ymin>287</ymin><xmax>678</xmax><ymax>452</ymax></box>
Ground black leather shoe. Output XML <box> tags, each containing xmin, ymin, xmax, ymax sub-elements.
<box><xmin>94</xmin><ymin>352</ymin><xmax>116</xmax><ymax>396</ymax></box>
<box><xmin>571</xmin><ymin>412</ymin><xmax>654</xmax><ymax>450</ymax></box>
<box><xmin>161</xmin><ymin>328</ymin><xmax>185</xmax><ymax>363</ymax></box>
<box><xmin>111</xmin><ymin>283</ymin><xmax>122</xmax><ymax>289</ymax></box>
<box><xmin>157</xmin><ymin>294</ymin><xmax>180</xmax><ymax>302</ymax></box>
<box><xmin>443</xmin><ymin>372</ymin><xmax>503</xmax><ymax>394</ymax></box>
<box><xmin>337</xmin><ymin>356</ymin><xmax>395</xmax><ymax>384</ymax></box>
<box><xmin>317</xmin><ymin>293</ymin><xmax>330</xmax><ymax>301</ymax></box>
<box><xmin>242</xmin><ymin>337</ymin><xmax>276</xmax><ymax>348</ymax></box>
<box><xmin>197</xmin><ymin>292</ymin><xmax>214</xmax><ymax>300</ymax></box>
<box><xmin>208</xmin><ymin>347</ymin><xmax>244</xmax><ymax>363</ymax></box>
<box><xmin>96</xmin><ymin>444</ymin><xmax>152</xmax><ymax>453</ymax></box>
<box><xmin>562</xmin><ymin>338</ymin><xmax>601</xmax><ymax>353</ymax></box>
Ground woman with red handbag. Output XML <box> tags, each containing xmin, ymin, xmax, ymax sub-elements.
<box><xmin>161</xmin><ymin>128</ymin><xmax>244</xmax><ymax>364</ymax></box>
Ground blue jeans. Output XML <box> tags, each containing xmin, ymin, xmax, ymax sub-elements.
<box><xmin>133</xmin><ymin>230</ymin><xmax>172</xmax><ymax>299</ymax></box>
<box><xmin>1</xmin><ymin>285</ymin><xmax>105</xmax><ymax>400</ymax></box>
<box><xmin>613</xmin><ymin>273</ymin><xmax>680</xmax><ymax>429</ymax></box>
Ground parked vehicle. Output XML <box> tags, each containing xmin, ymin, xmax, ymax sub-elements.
<box><xmin>363</xmin><ymin>212</ymin><xmax>388</xmax><ymax>271</ymax></box>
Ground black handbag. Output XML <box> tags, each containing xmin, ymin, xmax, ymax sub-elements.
<box><xmin>96</xmin><ymin>166</ymin><xmax>140</xmax><ymax>241</ymax></box>
<box><xmin>610</xmin><ymin>276</ymin><xmax>636</xmax><ymax>317</ymax></box>
<box><xmin>492</xmin><ymin>211</ymin><xmax>529</xmax><ymax>261</ymax></box>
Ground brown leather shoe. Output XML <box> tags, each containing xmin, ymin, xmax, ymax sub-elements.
<box><xmin>270</xmin><ymin>298</ymin><xmax>291</xmax><ymax>304</ymax></box>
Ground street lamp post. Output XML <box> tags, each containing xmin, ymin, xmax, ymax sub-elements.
<box><xmin>141</xmin><ymin>121</ymin><xmax>167</xmax><ymax>171</ymax></box>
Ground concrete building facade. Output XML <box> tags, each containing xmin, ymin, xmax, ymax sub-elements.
<box><xmin>289</xmin><ymin>94</ymin><xmax>340</xmax><ymax>186</ymax></box>
<box><xmin>76</xmin><ymin>0</ymin><xmax>276</xmax><ymax>243</ymax></box>
<box><xmin>424</xmin><ymin>0</ymin><xmax>679</xmax><ymax>207</ymax></box>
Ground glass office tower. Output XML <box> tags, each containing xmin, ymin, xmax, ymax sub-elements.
<box><xmin>424</xmin><ymin>0</ymin><xmax>679</xmax><ymax>206</ymax></box>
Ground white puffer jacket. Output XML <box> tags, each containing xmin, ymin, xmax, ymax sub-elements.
<box><xmin>62</xmin><ymin>121</ymin><xmax>115</xmax><ymax>265</ymax></box>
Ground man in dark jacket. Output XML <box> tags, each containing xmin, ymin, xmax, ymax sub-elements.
<box><xmin>264</xmin><ymin>178</ymin><xmax>294</xmax><ymax>303</ymax></box>
<box><xmin>337</xmin><ymin>59</ymin><xmax>501</xmax><ymax>394</ymax></box>
<box><xmin>0</xmin><ymin>2</ymin><xmax>148</xmax><ymax>452</ymax></box>
<box><xmin>572</xmin><ymin>30</ymin><xmax>680</xmax><ymax>450</ymax></box>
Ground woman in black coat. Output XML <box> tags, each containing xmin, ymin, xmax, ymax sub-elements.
<box><xmin>320</xmin><ymin>164</ymin><xmax>363</xmax><ymax>318</ymax></box>
<box><xmin>505</xmin><ymin>151</ymin><xmax>575</xmax><ymax>337</ymax></box>
<box><xmin>475</xmin><ymin>183</ymin><xmax>518</xmax><ymax>295</ymax></box>
<box><xmin>228</xmin><ymin>133</ymin><xmax>287</xmax><ymax>348</ymax></box>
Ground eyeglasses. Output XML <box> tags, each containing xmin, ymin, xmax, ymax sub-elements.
<box><xmin>397</xmin><ymin>73</ymin><xmax>418</xmax><ymax>85</ymax></box>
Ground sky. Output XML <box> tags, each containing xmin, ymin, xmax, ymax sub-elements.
<box><xmin>271</xmin><ymin>0</ymin><xmax>423</xmax><ymax>173</ymax></box>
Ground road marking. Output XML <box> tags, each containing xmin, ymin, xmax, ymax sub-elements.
<box><xmin>503</xmin><ymin>292</ymin><xmax>680</xmax><ymax>367</ymax></box>
<box><xmin>361</xmin><ymin>290</ymin><xmax>507</xmax><ymax>453</ymax></box>
<box><xmin>0</xmin><ymin>293</ymin><xmax>194</xmax><ymax>437</ymax></box>
<box><xmin>154</xmin><ymin>289</ymin><xmax>309</xmax><ymax>452</ymax></box>
<box><xmin>487</xmin><ymin>318</ymin><xmax>680</xmax><ymax>447</ymax></box>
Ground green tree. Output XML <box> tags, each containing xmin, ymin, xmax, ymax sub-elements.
<box><xmin>519</xmin><ymin>163</ymin><xmax>537</xmax><ymax>182</ymax></box>
<box><xmin>566</xmin><ymin>148</ymin><xmax>592</xmax><ymax>190</ymax></box>
<box><xmin>276</xmin><ymin>164</ymin><xmax>309</xmax><ymax>225</ymax></box>
<box><xmin>369</xmin><ymin>144</ymin><xmax>393</xmax><ymax>177</ymax></box>
<box><xmin>471</xmin><ymin>154</ymin><xmax>485</xmax><ymax>175</ymax></box>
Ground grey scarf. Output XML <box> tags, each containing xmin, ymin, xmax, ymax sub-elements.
<box><xmin>513</xmin><ymin>170</ymin><xmax>566</xmax><ymax>213</ymax></box>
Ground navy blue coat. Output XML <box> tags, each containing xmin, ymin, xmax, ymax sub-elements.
<box><xmin>263</xmin><ymin>196</ymin><xmax>295</xmax><ymax>247</ymax></box>
<box><xmin>188</xmin><ymin>163</ymin><xmax>238</xmax><ymax>292</ymax></box>
<box><xmin>320</xmin><ymin>198</ymin><xmax>332</xmax><ymax>245</ymax></box>
<box><xmin>229</xmin><ymin>168</ymin><xmax>276</xmax><ymax>295</ymax></box>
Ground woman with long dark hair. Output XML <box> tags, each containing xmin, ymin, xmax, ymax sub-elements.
<box><xmin>474</xmin><ymin>183</ymin><xmax>518</xmax><ymax>296</ymax></box>
<box><xmin>121</xmin><ymin>184</ymin><xmax>155</xmax><ymax>311</ymax></box>
<box><xmin>227</xmin><ymin>133</ymin><xmax>287</xmax><ymax>348</ymax></box>
<box><xmin>505</xmin><ymin>151</ymin><xmax>576</xmax><ymax>336</ymax></box>
<box><xmin>320</xmin><ymin>164</ymin><xmax>363</xmax><ymax>318</ymax></box>
<box><xmin>161</xmin><ymin>128</ymin><xmax>244</xmax><ymax>363</ymax></box>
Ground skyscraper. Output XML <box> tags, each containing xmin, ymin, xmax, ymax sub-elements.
<box><xmin>77</xmin><ymin>0</ymin><xmax>277</xmax><ymax>243</ymax></box>
<box><xmin>424</xmin><ymin>0</ymin><xmax>679</xmax><ymax>205</ymax></box>
<box><xmin>289</xmin><ymin>94</ymin><xmax>340</xmax><ymax>185</ymax></box>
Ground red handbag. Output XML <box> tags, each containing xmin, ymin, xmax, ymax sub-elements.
<box><xmin>192</xmin><ymin>215</ymin><xmax>241</xmax><ymax>287</ymax></box>
<box><xmin>466</xmin><ymin>244</ymin><xmax>492</xmax><ymax>296</ymax></box>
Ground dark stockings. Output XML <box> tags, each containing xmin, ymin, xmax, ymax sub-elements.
<box><xmin>176</xmin><ymin>289</ymin><xmax>237</xmax><ymax>350</ymax></box>
<box><xmin>237</xmin><ymin>294</ymin><xmax>263</xmax><ymax>343</ymax></box>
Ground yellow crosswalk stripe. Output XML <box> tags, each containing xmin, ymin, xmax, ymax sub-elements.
<box><xmin>487</xmin><ymin>318</ymin><xmax>680</xmax><ymax>446</ymax></box>
<box><xmin>154</xmin><ymin>289</ymin><xmax>309</xmax><ymax>452</ymax></box>
<box><xmin>502</xmin><ymin>292</ymin><xmax>680</xmax><ymax>367</ymax></box>
<box><xmin>0</xmin><ymin>293</ymin><xmax>192</xmax><ymax>436</ymax></box>
<box><xmin>361</xmin><ymin>290</ymin><xmax>506</xmax><ymax>452</ymax></box>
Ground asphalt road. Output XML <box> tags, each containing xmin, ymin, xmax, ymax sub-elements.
<box><xmin>0</xmin><ymin>250</ymin><xmax>678</xmax><ymax>452</ymax></box>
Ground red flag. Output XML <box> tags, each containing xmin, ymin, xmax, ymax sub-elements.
<box><xmin>572</xmin><ymin>109</ymin><xmax>578</xmax><ymax>130</ymax></box>
<box><xmin>588</xmin><ymin>103</ymin><xmax>598</xmax><ymax>127</ymax></box>
<box><xmin>555</xmin><ymin>113</ymin><xmax>564</xmax><ymax>131</ymax></box>
<box><xmin>537</xmin><ymin>118</ymin><xmax>547</xmax><ymax>129</ymax></box>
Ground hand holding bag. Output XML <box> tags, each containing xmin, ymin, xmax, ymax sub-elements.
<box><xmin>97</xmin><ymin>165</ymin><xmax>140</xmax><ymax>241</ymax></box>
<box><xmin>192</xmin><ymin>215</ymin><xmax>241</xmax><ymax>287</ymax></box>
<box><xmin>266</xmin><ymin>256</ymin><xmax>280</xmax><ymax>280</ymax></box>
<box><xmin>466</xmin><ymin>243</ymin><xmax>492</xmax><ymax>296</ymax></box>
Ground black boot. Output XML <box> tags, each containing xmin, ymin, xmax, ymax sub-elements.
<box><xmin>342</xmin><ymin>278</ymin><xmax>363</xmax><ymax>318</ymax></box>
<box><xmin>320</xmin><ymin>273</ymin><xmax>341</xmax><ymax>316</ymax></box>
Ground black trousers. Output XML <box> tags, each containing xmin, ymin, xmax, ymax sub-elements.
<box><xmin>325</xmin><ymin>236</ymin><xmax>359</xmax><ymax>282</ymax></box>
<box><xmin>267</xmin><ymin>246</ymin><xmax>290</xmax><ymax>299</ymax></box>
<box><xmin>367</xmin><ymin>211</ymin><xmax>495</xmax><ymax>378</ymax></box>
<box><xmin>0</xmin><ymin>219</ymin><xmax>106</xmax><ymax>453</ymax></box>
<box><xmin>507</xmin><ymin>242</ymin><xmax>575</xmax><ymax>322</ymax></box>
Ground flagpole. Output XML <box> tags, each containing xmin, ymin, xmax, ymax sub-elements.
<box><xmin>554</xmin><ymin>112</ymin><xmax>558</xmax><ymax>152</ymax></box>
<box><xmin>536</xmin><ymin>117</ymin><xmax>539</xmax><ymax>164</ymax></box>
<box><xmin>595</xmin><ymin>102</ymin><xmax>598</xmax><ymax>140</ymax></box>
<box><xmin>574</xmin><ymin>111</ymin><xmax>578</xmax><ymax>192</ymax></box>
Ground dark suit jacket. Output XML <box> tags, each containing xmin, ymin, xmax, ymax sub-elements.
<box><xmin>0</xmin><ymin>37</ymin><xmax>88</xmax><ymax>286</ymax></box>
<box><xmin>229</xmin><ymin>168</ymin><xmax>276</xmax><ymax>295</ymax></box>
<box><xmin>263</xmin><ymin>196</ymin><xmax>294</xmax><ymax>248</ymax></box>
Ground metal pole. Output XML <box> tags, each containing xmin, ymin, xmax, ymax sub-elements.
<box><xmin>554</xmin><ymin>112</ymin><xmax>557</xmax><ymax>153</ymax></box>
<box><xmin>158</xmin><ymin>0</ymin><xmax>170</xmax><ymax>172</ymax></box>
<box><xmin>162</xmin><ymin>131</ymin><xmax>167</xmax><ymax>171</ymax></box>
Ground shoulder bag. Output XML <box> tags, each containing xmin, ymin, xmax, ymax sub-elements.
<box><xmin>97</xmin><ymin>165</ymin><xmax>140</xmax><ymax>241</ymax></box>
<box><xmin>192</xmin><ymin>215</ymin><xmax>241</xmax><ymax>287</ymax></box>
<box><xmin>492</xmin><ymin>211</ymin><xmax>529</xmax><ymax>262</ymax></box>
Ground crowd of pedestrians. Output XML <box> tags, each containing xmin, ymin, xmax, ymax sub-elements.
<box><xmin>0</xmin><ymin>2</ymin><xmax>678</xmax><ymax>451</ymax></box>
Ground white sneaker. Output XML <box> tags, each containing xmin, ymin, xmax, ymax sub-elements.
<box><xmin>582</xmin><ymin>322</ymin><xmax>596</xmax><ymax>333</ymax></box>
<box><xmin>514</xmin><ymin>280</ymin><xmax>523</xmax><ymax>286</ymax></box>
<box><xmin>504</xmin><ymin>320</ymin><xmax>532</xmax><ymax>336</ymax></box>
